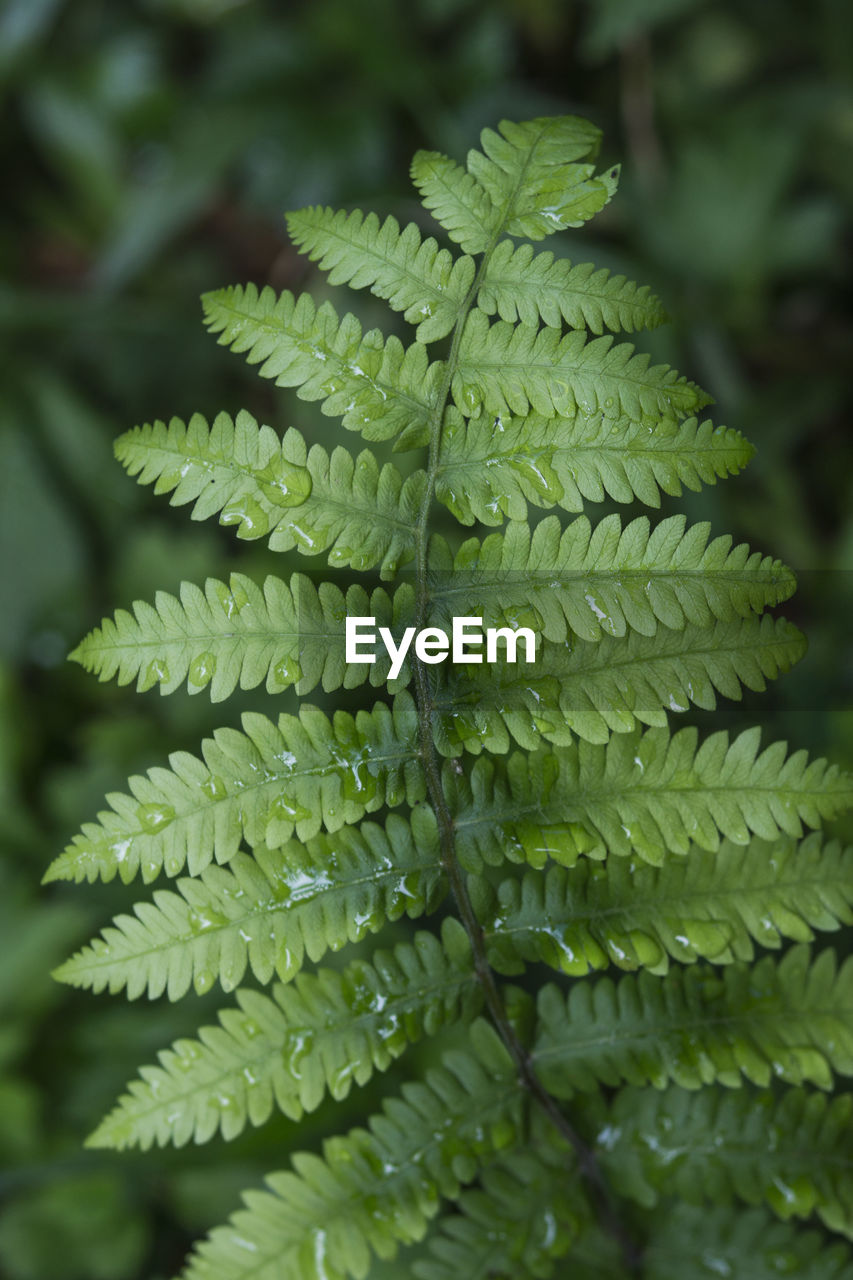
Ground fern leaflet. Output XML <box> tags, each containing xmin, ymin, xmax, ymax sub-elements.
<box><xmin>596</xmin><ymin>1086</ymin><xmax>853</xmax><ymax>1236</ymax></box>
<box><xmin>88</xmin><ymin>920</ymin><xmax>477</xmax><ymax>1148</ymax></box>
<box><xmin>54</xmin><ymin>811</ymin><xmax>445</xmax><ymax>999</ymax></box>
<box><xmin>72</xmin><ymin>574</ymin><xmax>414</xmax><ymax>700</ymax></box>
<box><xmin>45</xmin><ymin>695</ymin><xmax>421</xmax><ymax>884</ymax></box>
<box><xmin>116</xmin><ymin>412</ymin><xmax>424</xmax><ymax>574</ymax></box>
<box><xmin>532</xmin><ymin>945</ymin><xmax>853</xmax><ymax>1094</ymax></box>
<box><xmin>453</xmin><ymin>311</ymin><xmax>709</xmax><ymax>420</ymax></box>
<box><xmin>435</xmin><ymin>408</ymin><xmax>754</xmax><ymax>523</ymax></box>
<box><xmin>285</xmin><ymin>207</ymin><xmax>475</xmax><ymax>343</ymax></box>
<box><xmin>476</xmin><ymin>834</ymin><xmax>853</xmax><ymax>977</ymax></box>
<box><xmin>432</xmin><ymin>615</ymin><xmax>806</xmax><ymax>752</ymax></box>
<box><xmin>429</xmin><ymin>513</ymin><xmax>795</xmax><ymax>643</ymax></box>
<box><xmin>202</xmin><ymin>285</ymin><xmax>444</xmax><ymax>445</ymax></box>
<box><xmin>443</xmin><ymin>728</ymin><xmax>851</xmax><ymax>869</ymax></box>
<box><xmin>478</xmin><ymin>237</ymin><xmax>667</xmax><ymax>333</ymax></box>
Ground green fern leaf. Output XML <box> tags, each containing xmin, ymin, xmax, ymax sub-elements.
<box><xmin>435</xmin><ymin>409</ymin><xmax>754</xmax><ymax>524</ymax></box>
<box><xmin>202</xmin><ymin>285</ymin><xmax>443</xmax><ymax>445</ymax></box>
<box><xmin>179</xmin><ymin>1029</ymin><xmax>520</xmax><ymax>1280</ymax></box>
<box><xmin>410</xmin><ymin>150</ymin><xmax>497</xmax><ymax>255</ymax></box>
<box><xmin>88</xmin><ymin>920</ymin><xmax>477</xmax><ymax>1148</ymax></box>
<box><xmin>71</xmin><ymin>573</ymin><xmax>414</xmax><ymax>701</ymax></box>
<box><xmin>562</xmin><ymin>1204</ymin><xmax>853</xmax><ymax>1280</ymax></box>
<box><xmin>115</xmin><ymin>412</ymin><xmax>423</xmax><ymax>575</ymax></box>
<box><xmin>44</xmin><ymin>694</ymin><xmax>421</xmax><ymax>885</ymax></box>
<box><xmin>286</xmin><ymin>207</ymin><xmax>475</xmax><ymax>343</ymax></box>
<box><xmin>433</xmin><ymin>616</ymin><xmax>806</xmax><ymax>753</ymax></box>
<box><xmin>640</xmin><ymin>1204</ymin><xmax>853</xmax><ymax>1280</ymax></box>
<box><xmin>596</xmin><ymin>1085</ymin><xmax>853</xmax><ymax>1237</ymax></box>
<box><xmin>478</xmin><ymin>239</ymin><xmax>667</xmax><ymax>333</ymax></box>
<box><xmin>532</xmin><ymin>946</ymin><xmax>853</xmax><ymax>1094</ymax></box>
<box><xmin>466</xmin><ymin>116</ymin><xmax>615</xmax><ymax>239</ymax></box>
<box><xmin>445</xmin><ymin>729</ymin><xmax>853</xmax><ymax>870</ymax></box>
<box><xmin>430</xmin><ymin>514</ymin><xmax>795</xmax><ymax>643</ymax></box>
<box><xmin>411</xmin><ymin>117</ymin><xmax>611</xmax><ymax>257</ymax></box>
<box><xmin>53</xmin><ymin>110</ymin><xmax>853</xmax><ymax>1280</ymax></box>
<box><xmin>476</xmin><ymin>834</ymin><xmax>853</xmax><ymax>978</ymax></box>
<box><xmin>53</xmin><ymin>810</ymin><xmax>444</xmax><ymax>999</ymax></box>
<box><xmin>412</xmin><ymin>1143</ymin><xmax>580</xmax><ymax>1280</ymax></box>
<box><xmin>454</xmin><ymin>311</ymin><xmax>710</xmax><ymax>420</ymax></box>
<box><xmin>418</xmin><ymin>1158</ymin><xmax>853</xmax><ymax>1280</ymax></box>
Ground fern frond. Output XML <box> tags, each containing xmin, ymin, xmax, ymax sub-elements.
<box><xmin>445</xmin><ymin>729</ymin><xmax>853</xmax><ymax>870</ymax></box>
<box><xmin>89</xmin><ymin>920</ymin><xmax>477</xmax><ymax>1148</ymax></box>
<box><xmin>476</xmin><ymin>834</ymin><xmax>853</xmax><ymax>978</ymax></box>
<box><xmin>430</xmin><ymin>514</ymin><xmax>795</xmax><ymax>643</ymax></box>
<box><xmin>454</xmin><ymin>311</ymin><xmax>709</xmax><ymax>420</ymax></box>
<box><xmin>53</xmin><ymin>811</ymin><xmax>445</xmax><ymax>999</ymax></box>
<box><xmin>202</xmin><ymin>285</ymin><xmax>443</xmax><ymax>445</ymax></box>
<box><xmin>179</xmin><ymin>1028</ymin><xmax>521</xmax><ymax>1280</ymax></box>
<box><xmin>55</xmin><ymin>110</ymin><xmax>853</xmax><ymax>1280</ymax></box>
<box><xmin>532</xmin><ymin>946</ymin><xmax>853</xmax><ymax>1095</ymax></box>
<box><xmin>435</xmin><ymin>409</ymin><xmax>754</xmax><ymax>525</ymax></box>
<box><xmin>115</xmin><ymin>412</ymin><xmax>424</xmax><ymax>575</ymax></box>
<box><xmin>597</xmin><ymin>1085</ymin><xmax>853</xmax><ymax>1237</ymax></box>
<box><xmin>478</xmin><ymin>239</ymin><xmax>667</xmax><ymax>333</ymax></box>
<box><xmin>286</xmin><ymin>208</ymin><xmax>475</xmax><ymax>343</ymax></box>
<box><xmin>433</xmin><ymin>616</ymin><xmax>806</xmax><ymax>753</ymax></box>
<box><xmin>71</xmin><ymin>574</ymin><xmax>415</xmax><ymax>701</ymax></box>
<box><xmin>44</xmin><ymin>695</ymin><xmax>421</xmax><ymax>885</ymax></box>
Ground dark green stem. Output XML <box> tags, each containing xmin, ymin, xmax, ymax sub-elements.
<box><xmin>409</xmin><ymin>233</ymin><xmax>641</xmax><ymax>1272</ymax></box>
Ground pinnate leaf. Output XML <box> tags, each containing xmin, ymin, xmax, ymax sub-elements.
<box><xmin>116</xmin><ymin>411</ymin><xmax>424</xmax><ymax>575</ymax></box>
<box><xmin>45</xmin><ymin>694</ymin><xmax>421</xmax><ymax>885</ymax></box>
<box><xmin>88</xmin><ymin>920</ymin><xmax>477</xmax><ymax>1147</ymax></box>
<box><xmin>477</xmin><ymin>834</ymin><xmax>853</xmax><ymax>978</ymax></box>
<box><xmin>71</xmin><ymin>573</ymin><xmax>415</xmax><ymax>701</ymax></box>
<box><xmin>286</xmin><ymin>206</ymin><xmax>475</xmax><ymax>342</ymax></box>
<box><xmin>435</xmin><ymin>408</ymin><xmax>753</xmax><ymax>525</ymax></box>
<box><xmin>202</xmin><ymin>284</ymin><xmax>443</xmax><ymax>445</ymax></box>
<box><xmin>54</xmin><ymin>811</ymin><xmax>445</xmax><ymax>1000</ymax></box>
<box><xmin>429</xmin><ymin>514</ymin><xmax>795</xmax><ymax>644</ymax></box>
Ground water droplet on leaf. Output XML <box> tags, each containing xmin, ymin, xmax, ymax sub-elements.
<box><xmin>221</xmin><ymin>496</ymin><xmax>271</xmax><ymax>539</ymax></box>
<box><xmin>258</xmin><ymin>465</ymin><xmax>312</xmax><ymax>509</ymax></box>
<box><xmin>136</xmin><ymin>802</ymin><xmax>176</xmax><ymax>833</ymax></box>
<box><xmin>200</xmin><ymin>774</ymin><xmax>227</xmax><ymax>801</ymax></box>
<box><xmin>271</xmin><ymin>655</ymin><xmax>302</xmax><ymax>688</ymax></box>
<box><xmin>144</xmin><ymin>657</ymin><xmax>170</xmax><ymax>689</ymax></box>
<box><xmin>189</xmin><ymin>651</ymin><xmax>216</xmax><ymax>689</ymax></box>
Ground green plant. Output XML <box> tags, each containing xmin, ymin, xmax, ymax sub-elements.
<box><xmin>48</xmin><ymin>114</ymin><xmax>853</xmax><ymax>1278</ymax></box>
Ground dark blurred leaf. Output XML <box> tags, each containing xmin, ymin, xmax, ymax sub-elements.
<box><xmin>0</xmin><ymin>1174</ymin><xmax>146</xmax><ymax>1280</ymax></box>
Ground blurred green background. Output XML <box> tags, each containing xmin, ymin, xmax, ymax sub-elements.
<box><xmin>1</xmin><ymin>0</ymin><xmax>851</xmax><ymax>1276</ymax></box>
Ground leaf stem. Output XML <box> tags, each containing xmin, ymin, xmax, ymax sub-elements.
<box><xmin>410</xmin><ymin>234</ymin><xmax>641</xmax><ymax>1272</ymax></box>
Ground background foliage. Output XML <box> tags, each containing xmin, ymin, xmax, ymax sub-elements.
<box><xmin>1</xmin><ymin>0</ymin><xmax>851</xmax><ymax>1275</ymax></box>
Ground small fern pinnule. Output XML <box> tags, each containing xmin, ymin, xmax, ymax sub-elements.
<box><xmin>53</xmin><ymin>115</ymin><xmax>853</xmax><ymax>1278</ymax></box>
